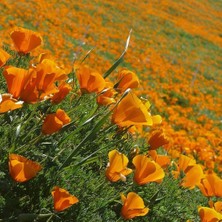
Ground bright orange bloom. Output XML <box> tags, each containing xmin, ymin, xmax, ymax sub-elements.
<box><xmin>0</xmin><ymin>48</ymin><xmax>10</xmax><ymax>67</ymax></box>
<box><xmin>8</xmin><ymin>154</ymin><xmax>42</xmax><ymax>182</ymax></box>
<box><xmin>51</xmin><ymin>82</ymin><xmax>72</xmax><ymax>104</ymax></box>
<box><xmin>75</xmin><ymin>65</ymin><xmax>106</xmax><ymax>94</ymax></box>
<box><xmin>112</xmin><ymin>91</ymin><xmax>153</xmax><ymax>128</ymax></box>
<box><xmin>96</xmin><ymin>81</ymin><xmax>116</xmax><ymax>106</ymax></box>
<box><xmin>105</xmin><ymin>149</ymin><xmax>132</xmax><ymax>182</ymax></box>
<box><xmin>10</xmin><ymin>27</ymin><xmax>42</xmax><ymax>54</ymax></box>
<box><xmin>148</xmin><ymin>128</ymin><xmax>169</xmax><ymax>150</ymax></box>
<box><xmin>116</xmin><ymin>69</ymin><xmax>140</xmax><ymax>92</ymax></box>
<box><xmin>132</xmin><ymin>154</ymin><xmax>165</xmax><ymax>185</ymax></box>
<box><xmin>3</xmin><ymin>66</ymin><xmax>29</xmax><ymax>99</ymax></box>
<box><xmin>198</xmin><ymin>207</ymin><xmax>222</xmax><ymax>222</ymax></box>
<box><xmin>121</xmin><ymin>192</ymin><xmax>149</xmax><ymax>220</ymax></box>
<box><xmin>198</xmin><ymin>170</ymin><xmax>222</xmax><ymax>197</ymax></box>
<box><xmin>51</xmin><ymin>186</ymin><xmax>79</xmax><ymax>212</ymax></box>
<box><xmin>0</xmin><ymin>94</ymin><xmax>23</xmax><ymax>114</ymax></box>
<box><xmin>148</xmin><ymin>150</ymin><xmax>171</xmax><ymax>169</ymax></box>
<box><xmin>42</xmin><ymin>109</ymin><xmax>71</xmax><ymax>135</ymax></box>
<box><xmin>172</xmin><ymin>154</ymin><xmax>204</xmax><ymax>189</ymax></box>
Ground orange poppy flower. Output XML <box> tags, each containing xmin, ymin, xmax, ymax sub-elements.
<box><xmin>0</xmin><ymin>94</ymin><xmax>23</xmax><ymax>114</ymax></box>
<box><xmin>198</xmin><ymin>207</ymin><xmax>222</xmax><ymax>222</ymax></box>
<box><xmin>75</xmin><ymin>64</ymin><xmax>106</xmax><ymax>94</ymax></box>
<box><xmin>8</xmin><ymin>154</ymin><xmax>42</xmax><ymax>182</ymax></box>
<box><xmin>51</xmin><ymin>82</ymin><xmax>72</xmax><ymax>104</ymax></box>
<box><xmin>96</xmin><ymin>81</ymin><xmax>116</xmax><ymax>106</ymax></box>
<box><xmin>0</xmin><ymin>48</ymin><xmax>11</xmax><ymax>67</ymax></box>
<box><xmin>148</xmin><ymin>128</ymin><xmax>170</xmax><ymax>150</ymax></box>
<box><xmin>121</xmin><ymin>192</ymin><xmax>149</xmax><ymax>220</ymax></box>
<box><xmin>132</xmin><ymin>154</ymin><xmax>165</xmax><ymax>185</ymax></box>
<box><xmin>3</xmin><ymin>66</ymin><xmax>30</xmax><ymax>99</ymax></box>
<box><xmin>148</xmin><ymin>150</ymin><xmax>171</xmax><ymax>169</ymax></box>
<box><xmin>105</xmin><ymin>149</ymin><xmax>132</xmax><ymax>182</ymax></box>
<box><xmin>51</xmin><ymin>186</ymin><xmax>79</xmax><ymax>212</ymax></box>
<box><xmin>198</xmin><ymin>170</ymin><xmax>222</xmax><ymax>197</ymax></box>
<box><xmin>112</xmin><ymin>91</ymin><xmax>153</xmax><ymax>128</ymax></box>
<box><xmin>172</xmin><ymin>155</ymin><xmax>204</xmax><ymax>189</ymax></box>
<box><xmin>116</xmin><ymin>69</ymin><xmax>140</xmax><ymax>92</ymax></box>
<box><xmin>10</xmin><ymin>27</ymin><xmax>43</xmax><ymax>54</ymax></box>
<box><xmin>42</xmin><ymin>109</ymin><xmax>71</xmax><ymax>135</ymax></box>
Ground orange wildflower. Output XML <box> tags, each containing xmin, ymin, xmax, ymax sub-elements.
<box><xmin>172</xmin><ymin>154</ymin><xmax>204</xmax><ymax>189</ymax></box>
<box><xmin>75</xmin><ymin>65</ymin><xmax>106</xmax><ymax>94</ymax></box>
<box><xmin>148</xmin><ymin>150</ymin><xmax>171</xmax><ymax>169</ymax></box>
<box><xmin>112</xmin><ymin>91</ymin><xmax>153</xmax><ymax>128</ymax></box>
<box><xmin>10</xmin><ymin>27</ymin><xmax>43</xmax><ymax>54</ymax></box>
<box><xmin>0</xmin><ymin>48</ymin><xmax>10</xmax><ymax>67</ymax></box>
<box><xmin>0</xmin><ymin>94</ymin><xmax>23</xmax><ymax>114</ymax></box>
<box><xmin>96</xmin><ymin>81</ymin><xmax>116</xmax><ymax>106</ymax></box>
<box><xmin>116</xmin><ymin>69</ymin><xmax>140</xmax><ymax>92</ymax></box>
<box><xmin>51</xmin><ymin>186</ymin><xmax>79</xmax><ymax>212</ymax></box>
<box><xmin>42</xmin><ymin>109</ymin><xmax>71</xmax><ymax>135</ymax></box>
<box><xmin>105</xmin><ymin>149</ymin><xmax>132</xmax><ymax>182</ymax></box>
<box><xmin>132</xmin><ymin>154</ymin><xmax>165</xmax><ymax>185</ymax></box>
<box><xmin>198</xmin><ymin>207</ymin><xmax>222</xmax><ymax>222</ymax></box>
<box><xmin>198</xmin><ymin>170</ymin><xmax>222</xmax><ymax>197</ymax></box>
<box><xmin>3</xmin><ymin>66</ymin><xmax>29</xmax><ymax>99</ymax></box>
<box><xmin>121</xmin><ymin>192</ymin><xmax>149</xmax><ymax>220</ymax></box>
<box><xmin>8</xmin><ymin>154</ymin><xmax>42</xmax><ymax>182</ymax></box>
<box><xmin>148</xmin><ymin>128</ymin><xmax>169</xmax><ymax>150</ymax></box>
<box><xmin>51</xmin><ymin>82</ymin><xmax>72</xmax><ymax>104</ymax></box>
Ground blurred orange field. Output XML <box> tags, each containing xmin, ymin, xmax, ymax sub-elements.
<box><xmin>1</xmin><ymin>0</ymin><xmax>222</xmax><ymax>170</ymax></box>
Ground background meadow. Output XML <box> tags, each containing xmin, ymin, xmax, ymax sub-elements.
<box><xmin>0</xmin><ymin>0</ymin><xmax>222</xmax><ymax>221</ymax></box>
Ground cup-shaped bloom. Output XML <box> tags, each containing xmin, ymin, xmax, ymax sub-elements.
<box><xmin>112</xmin><ymin>92</ymin><xmax>153</xmax><ymax>128</ymax></box>
<box><xmin>116</xmin><ymin>69</ymin><xmax>140</xmax><ymax>93</ymax></box>
<box><xmin>132</xmin><ymin>154</ymin><xmax>165</xmax><ymax>185</ymax></box>
<box><xmin>198</xmin><ymin>207</ymin><xmax>222</xmax><ymax>222</ymax></box>
<box><xmin>97</xmin><ymin>81</ymin><xmax>116</xmax><ymax>106</ymax></box>
<box><xmin>10</xmin><ymin>27</ymin><xmax>43</xmax><ymax>54</ymax></box>
<box><xmin>42</xmin><ymin>109</ymin><xmax>71</xmax><ymax>135</ymax></box>
<box><xmin>8</xmin><ymin>154</ymin><xmax>42</xmax><ymax>182</ymax></box>
<box><xmin>75</xmin><ymin>65</ymin><xmax>106</xmax><ymax>94</ymax></box>
<box><xmin>148</xmin><ymin>150</ymin><xmax>171</xmax><ymax>169</ymax></box>
<box><xmin>121</xmin><ymin>192</ymin><xmax>149</xmax><ymax>220</ymax></box>
<box><xmin>51</xmin><ymin>82</ymin><xmax>72</xmax><ymax>104</ymax></box>
<box><xmin>0</xmin><ymin>94</ymin><xmax>23</xmax><ymax>114</ymax></box>
<box><xmin>172</xmin><ymin>155</ymin><xmax>204</xmax><ymax>189</ymax></box>
<box><xmin>105</xmin><ymin>150</ymin><xmax>132</xmax><ymax>182</ymax></box>
<box><xmin>3</xmin><ymin>66</ymin><xmax>30</xmax><ymax>99</ymax></box>
<box><xmin>51</xmin><ymin>186</ymin><xmax>79</xmax><ymax>212</ymax></box>
<box><xmin>0</xmin><ymin>48</ymin><xmax>10</xmax><ymax>67</ymax></box>
<box><xmin>198</xmin><ymin>170</ymin><xmax>222</xmax><ymax>197</ymax></box>
<box><xmin>148</xmin><ymin>128</ymin><xmax>169</xmax><ymax>150</ymax></box>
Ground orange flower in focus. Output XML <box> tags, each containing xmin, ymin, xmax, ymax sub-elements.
<box><xmin>198</xmin><ymin>170</ymin><xmax>222</xmax><ymax>197</ymax></box>
<box><xmin>121</xmin><ymin>192</ymin><xmax>149</xmax><ymax>220</ymax></box>
<box><xmin>3</xmin><ymin>66</ymin><xmax>29</xmax><ymax>99</ymax></box>
<box><xmin>112</xmin><ymin>91</ymin><xmax>153</xmax><ymax>128</ymax></box>
<box><xmin>132</xmin><ymin>154</ymin><xmax>165</xmax><ymax>185</ymax></box>
<box><xmin>0</xmin><ymin>94</ymin><xmax>23</xmax><ymax>114</ymax></box>
<box><xmin>148</xmin><ymin>128</ymin><xmax>169</xmax><ymax>150</ymax></box>
<box><xmin>42</xmin><ymin>109</ymin><xmax>71</xmax><ymax>135</ymax></box>
<box><xmin>51</xmin><ymin>186</ymin><xmax>79</xmax><ymax>212</ymax></box>
<box><xmin>172</xmin><ymin>155</ymin><xmax>204</xmax><ymax>189</ymax></box>
<box><xmin>10</xmin><ymin>27</ymin><xmax>42</xmax><ymax>54</ymax></box>
<box><xmin>0</xmin><ymin>48</ymin><xmax>10</xmax><ymax>67</ymax></box>
<box><xmin>116</xmin><ymin>69</ymin><xmax>140</xmax><ymax>92</ymax></box>
<box><xmin>148</xmin><ymin>150</ymin><xmax>171</xmax><ymax>169</ymax></box>
<box><xmin>105</xmin><ymin>149</ymin><xmax>132</xmax><ymax>182</ymax></box>
<box><xmin>96</xmin><ymin>81</ymin><xmax>116</xmax><ymax>106</ymax></box>
<box><xmin>198</xmin><ymin>207</ymin><xmax>222</xmax><ymax>222</ymax></box>
<box><xmin>9</xmin><ymin>154</ymin><xmax>42</xmax><ymax>182</ymax></box>
<box><xmin>75</xmin><ymin>65</ymin><xmax>106</xmax><ymax>94</ymax></box>
<box><xmin>51</xmin><ymin>82</ymin><xmax>72</xmax><ymax>104</ymax></box>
